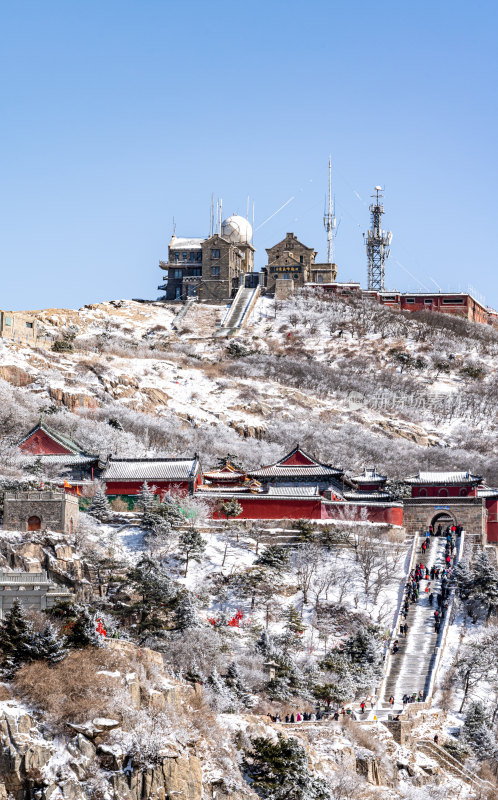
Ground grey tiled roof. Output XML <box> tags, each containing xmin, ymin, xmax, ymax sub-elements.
<box><xmin>266</xmin><ymin>486</ymin><xmax>320</xmax><ymax>497</ymax></box>
<box><xmin>405</xmin><ymin>471</ymin><xmax>482</xmax><ymax>485</ymax></box>
<box><xmin>477</xmin><ymin>488</ymin><xmax>498</xmax><ymax>498</ymax></box>
<box><xmin>22</xmin><ymin>455</ymin><xmax>97</xmax><ymax>466</ymax></box>
<box><xmin>350</xmin><ymin>468</ymin><xmax>387</xmax><ymax>484</ymax></box>
<box><xmin>343</xmin><ymin>491</ymin><xmax>394</xmax><ymax>501</ymax></box>
<box><xmin>104</xmin><ymin>458</ymin><xmax>198</xmax><ymax>482</ymax></box>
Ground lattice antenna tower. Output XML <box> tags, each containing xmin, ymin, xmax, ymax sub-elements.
<box><xmin>323</xmin><ymin>156</ymin><xmax>337</xmax><ymax>264</ymax></box>
<box><xmin>363</xmin><ymin>186</ymin><xmax>392</xmax><ymax>291</ymax></box>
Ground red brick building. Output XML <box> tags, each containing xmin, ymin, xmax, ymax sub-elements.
<box><xmin>309</xmin><ymin>284</ymin><xmax>496</xmax><ymax>326</ymax></box>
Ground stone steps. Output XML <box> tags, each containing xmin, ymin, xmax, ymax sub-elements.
<box><xmin>383</xmin><ymin>536</ymin><xmax>450</xmax><ymax>707</ymax></box>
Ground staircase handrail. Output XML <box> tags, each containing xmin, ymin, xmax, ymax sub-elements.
<box><xmin>424</xmin><ymin>531</ymin><xmax>465</xmax><ymax>702</ymax></box>
<box><xmin>416</xmin><ymin>738</ymin><xmax>494</xmax><ymax>789</ymax></box>
<box><xmin>377</xmin><ymin>533</ymin><xmax>420</xmax><ymax>706</ymax></box>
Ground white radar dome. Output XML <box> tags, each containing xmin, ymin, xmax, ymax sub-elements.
<box><xmin>221</xmin><ymin>215</ymin><xmax>253</xmax><ymax>244</ymax></box>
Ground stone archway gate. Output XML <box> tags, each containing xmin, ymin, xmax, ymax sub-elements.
<box><xmin>403</xmin><ymin>497</ymin><xmax>487</xmax><ymax>543</ymax></box>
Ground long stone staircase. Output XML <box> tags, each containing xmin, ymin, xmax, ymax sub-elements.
<box><xmin>382</xmin><ymin>535</ymin><xmax>450</xmax><ymax>711</ymax></box>
<box><xmin>217</xmin><ymin>285</ymin><xmax>260</xmax><ymax>334</ymax></box>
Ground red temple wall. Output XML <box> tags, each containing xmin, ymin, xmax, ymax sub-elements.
<box><xmin>20</xmin><ymin>430</ymin><xmax>72</xmax><ymax>456</ymax></box>
<box><xmin>411</xmin><ymin>486</ymin><xmax>477</xmax><ymax>498</ymax></box>
<box><xmin>105</xmin><ymin>480</ymin><xmax>191</xmax><ymax>497</ymax></box>
<box><xmin>486</xmin><ymin>498</ymin><xmax>498</xmax><ymax>543</ymax></box>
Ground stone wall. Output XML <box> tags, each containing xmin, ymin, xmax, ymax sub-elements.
<box><xmin>0</xmin><ymin>311</ymin><xmax>38</xmax><ymax>344</ymax></box>
<box><xmin>403</xmin><ymin>497</ymin><xmax>486</xmax><ymax>541</ymax></box>
<box><xmin>0</xmin><ymin>570</ymin><xmax>72</xmax><ymax>620</ymax></box>
<box><xmin>3</xmin><ymin>491</ymin><xmax>79</xmax><ymax>534</ymax></box>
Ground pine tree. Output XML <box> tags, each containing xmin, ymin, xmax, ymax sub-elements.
<box><xmin>455</xmin><ymin>561</ymin><xmax>474</xmax><ymax>601</ymax></box>
<box><xmin>87</xmin><ymin>487</ymin><xmax>110</xmax><ymax>521</ymax></box>
<box><xmin>217</xmin><ymin>498</ymin><xmax>242</xmax><ymax>523</ymax></box>
<box><xmin>255</xmin><ymin>545</ymin><xmax>290</xmax><ymax>571</ymax></box>
<box><xmin>0</xmin><ymin>600</ymin><xmax>37</xmax><ymax>676</ymax></box>
<box><xmin>125</xmin><ymin>555</ymin><xmax>178</xmax><ymax>633</ymax></box>
<box><xmin>225</xmin><ymin>661</ymin><xmax>253</xmax><ymax>706</ymax></box>
<box><xmin>470</xmin><ymin>553</ymin><xmax>498</xmax><ymax>619</ymax></box>
<box><xmin>175</xmin><ymin>591</ymin><xmax>201</xmax><ymax>631</ymax></box>
<box><xmin>244</xmin><ymin>734</ymin><xmax>332</xmax><ymax>800</ymax></box>
<box><xmin>65</xmin><ymin>607</ymin><xmax>101</xmax><ymax>649</ymax></box>
<box><xmin>137</xmin><ymin>481</ymin><xmax>156</xmax><ymax>525</ymax></box>
<box><xmin>178</xmin><ymin>528</ymin><xmax>206</xmax><ymax>577</ymax></box>
<box><xmin>35</xmin><ymin>623</ymin><xmax>68</xmax><ymax>664</ymax></box>
<box><xmin>207</xmin><ymin>667</ymin><xmax>236</xmax><ymax>712</ymax></box>
<box><xmin>255</xmin><ymin>629</ymin><xmax>274</xmax><ymax>659</ymax></box>
<box><xmin>463</xmin><ymin>701</ymin><xmax>497</xmax><ymax>760</ymax></box>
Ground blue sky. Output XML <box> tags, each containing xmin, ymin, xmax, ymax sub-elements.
<box><xmin>1</xmin><ymin>1</ymin><xmax>497</xmax><ymax>310</ymax></box>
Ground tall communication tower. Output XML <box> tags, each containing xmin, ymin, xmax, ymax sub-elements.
<box><xmin>323</xmin><ymin>156</ymin><xmax>337</xmax><ymax>264</ymax></box>
<box><xmin>363</xmin><ymin>186</ymin><xmax>392</xmax><ymax>291</ymax></box>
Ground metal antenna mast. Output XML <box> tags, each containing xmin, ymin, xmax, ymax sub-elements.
<box><xmin>323</xmin><ymin>156</ymin><xmax>336</xmax><ymax>264</ymax></box>
<box><xmin>363</xmin><ymin>185</ymin><xmax>392</xmax><ymax>291</ymax></box>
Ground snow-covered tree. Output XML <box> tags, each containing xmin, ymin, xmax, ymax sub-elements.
<box><xmin>65</xmin><ymin>607</ymin><xmax>102</xmax><ymax>649</ymax></box>
<box><xmin>462</xmin><ymin>701</ymin><xmax>497</xmax><ymax>761</ymax></box>
<box><xmin>243</xmin><ymin>734</ymin><xmax>332</xmax><ymax>800</ymax></box>
<box><xmin>137</xmin><ymin>481</ymin><xmax>156</xmax><ymax>523</ymax></box>
<box><xmin>175</xmin><ymin>591</ymin><xmax>201</xmax><ymax>631</ymax></box>
<box><xmin>125</xmin><ymin>555</ymin><xmax>178</xmax><ymax>633</ymax></box>
<box><xmin>178</xmin><ymin>528</ymin><xmax>206</xmax><ymax>577</ymax></box>
<box><xmin>217</xmin><ymin>498</ymin><xmax>242</xmax><ymax>523</ymax></box>
<box><xmin>0</xmin><ymin>600</ymin><xmax>37</xmax><ymax>676</ymax></box>
<box><xmin>470</xmin><ymin>552</ymin><xmax>498</xmax><ymax>619</ymax></box>
<box><xmin>87</xmin><ymin>486</ymin><xmax>110</xmax><ymax>521</ymax></box>
<box><xmin>206</xmin><ymin>667</ymin><xmax>237</xmax><ymax>712</ymax></box>
<box><xmin>255</xmin><ymin>545</ymin><xmax>290</xmax><ymax>571</ymax></box>
<box><xmin>35</xmin><ymin>623</ymin><xmax>68</xmax><ymax>664</ymax></box>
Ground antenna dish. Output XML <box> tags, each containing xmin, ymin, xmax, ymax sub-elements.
<box><xmin>374</xmin><ymin>185</ymin><xmax>382</xmax><ymax>191</ymax></box>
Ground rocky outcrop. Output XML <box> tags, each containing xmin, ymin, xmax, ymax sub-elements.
<box><xmin>48</xmin><ymin>387</ymin><xmax>97</xmax><ymax>412</ymax></box>
<box><xmin>0</xmin><ymin>365</ymin><xmax>35</xmax><ymax>387</ymax></box>
<box><xmin>0</xmin><ymin>534</ymin><xmax>83</xmax><ymax>585</ymax></box>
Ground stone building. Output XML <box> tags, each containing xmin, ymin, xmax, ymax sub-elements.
<box><xmin>0</xmin><ymin>570</ymin><xmax>72</xmax><ymax>620</ymax></box>
<box><xmin>0</xmin><ymin>311</ymin><xmax>38</xmax><ymax>344</ymax></box>
<box><xmin>158</xmin><ymin>215</ymin><xmax>256</xmax><ymax>304</ymax></box>
<box><xmin>3</xmin><ymin>490</ymin><xmax>79</xmax><ymax>534</ymax></box>
<box><xmin>263</xmin><ymin>233</ymin><xmax>337</xmax><ymax>294</ymax></box>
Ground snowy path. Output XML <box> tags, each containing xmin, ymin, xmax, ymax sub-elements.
<box><xmin>383</xmin><ymin>536</ymin><xmax>449</xmax><ymax>711</ymax></box>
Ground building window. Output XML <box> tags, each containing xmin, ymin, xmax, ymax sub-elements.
<box><xmin>300</xmin><ymin>255</ymin><xmax>304</xmax><ymax>263</ymax></box>
<box><xmin>189</xmin><ymin>252</ymin><xmax>195</xmax><ymax>262</ymax></box>
<box><xmin>182</xmin><ymin>252</ymin><xmax>187</xmax><ymax>262</ymax></box>
<box><xmin>438</xmin><ymin>488</ymin><xmax>448</xmax><ymax>497</ymax></box>
<box><xmin>424</xmin><ymin>299</ymin><xmax>433</xmax><ymax>304</ymax></box>
<box><xmin>26</xmin><ymin>322</ymin><xmax>33</xmax><ymax>329</ymax></box>
<box><xmin>383</xmin><ymin>296</ymin><xmax>396</xmax><ymax>302</ymax></box>
<box><xmin>211</xmin><ymin>249</ymin><xmax>220</xmax><ymax>259</ymax></box>
<box><xmin>4</xmin><ymin>317</ymin><xmax>12</xmax><ymax>325</ymax></box>
<box><xmin>419</xmin><ymin>488</ymin><xmax>427</xmax><ymax>497</ymax></box>
<box><xmin>317</xmin><ymin>275</ymin><xmax>323</xmax><ymax>283</ymax></box>
<box><xmin>442</xmin><ymin>298</ymin><xmax>464</xmax><ymax>304</ymax></box>
<box><xmin>191</xmin><ymin>268</ymin><xmax>201</xmax><ymax>276</ymax></box>
<box><xmin>187</xmin><ymin>285</ymin><xmax>197</xmax><ymax>297</ymax></box>
<box><xmin>211</xmin><ymin>265</ymin><xmax>220</xmax><ymax>277</ymax></box>
<box><xmin>173</xmin><ymin>269</ymin><xmax>183</xmax><ymax>279</ymax></box>
<box><xmin>173</xmin><ymin>252</ymin><xmax>180</xmax><ymax>263</ymax></box>
<box><xmin>175</xmin><ymin>287</ymin><xmax>181</xmax><ymax>300</ymax></box>
<box><xmin>405</xmin><ymin>298</ymin><xmax>415</xmax><ymax>304</ymax></box>
<box><xmin>459</xmin><ymin>487</ymin><xmax>468</xmax><ymax>496</ymax></box>
<box><xmin>196</xmin><ymin>251</ymin><xmax>202</xmax><ymax>262</ymax></box>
